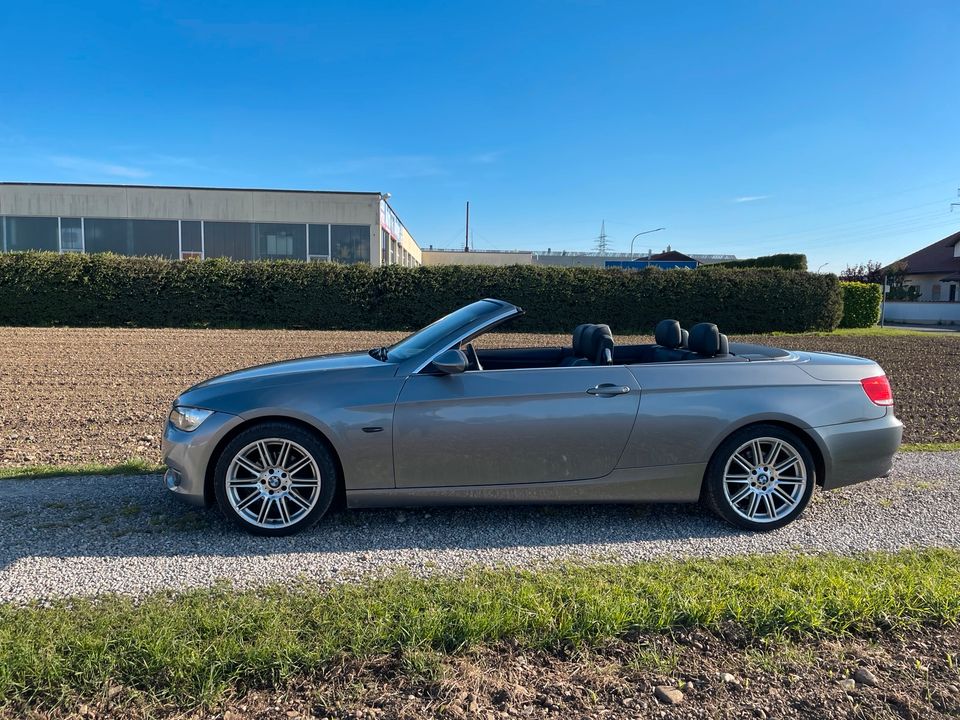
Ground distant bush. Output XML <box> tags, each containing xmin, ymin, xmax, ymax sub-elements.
<box><xmin>716</xmin><ymin>254</ymin><xmax>808</xmax><ymax>271</ymax></box>
<box><xmin>839</xmin><ymin>281</ymin><xmax>882</xmax><ymax>328</ymax></box>
<box><xmin>0</xmin><ymin>252</ymin><xmax>843</xmax><ymax>333</ymax></box>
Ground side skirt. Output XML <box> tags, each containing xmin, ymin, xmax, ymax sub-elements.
<box><xmin>346</xmin><ymin>463</ymin><xmax>705</xmax><ymax>508</ymax></box>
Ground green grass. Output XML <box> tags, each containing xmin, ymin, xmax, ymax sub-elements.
<box><xmin>0</xmin><ymin>458</ymin><xmax>162</xmax><ymax>480</ymax></box>
<box><xmin>900</xmin><ymin>442</ymin><xmax>960</xmax><ymax>452</ymax></box>
<box><xmin>0</xmin><ymin>549</ymin><xmax>957</xmax><ymax>709</ymax></box>
<box><xmin>770</xmin><ymin>326</ymin><xmax>960</xmax><ymax>338</ymax></box>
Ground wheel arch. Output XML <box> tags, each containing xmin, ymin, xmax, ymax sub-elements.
<box><xmin>702</xmin><ymin>418</ymin><xmax>827</xmax><ymax>493</ymax></box>
<box><xmin>203</xmin><ymin>415</ymin><xmax>346</xmax><ymax>506</ymax></box>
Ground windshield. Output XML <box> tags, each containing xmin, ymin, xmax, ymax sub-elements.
<box><xmin>381</xmin><ymin>300</ymin><xmax>508</xmax><ymax>362</ymax></box>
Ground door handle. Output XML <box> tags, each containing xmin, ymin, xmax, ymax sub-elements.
<box><xmin>586</xmin><ymin>384</ymin><xmax>631</xmax><ymax>396</ymax></box>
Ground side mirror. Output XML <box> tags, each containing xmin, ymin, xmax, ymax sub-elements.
<box><xmin>431</xmin><ymin>349</ymin><xmax>467</xmax><ymax>375</ymax></box>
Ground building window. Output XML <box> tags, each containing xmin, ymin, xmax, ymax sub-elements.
<box><xmin>181</xmin><ymin>221</ymin><xmax>202</xmax><ymax>257</ymax></box>
<box><xmin>84</xmin><ymin>218</ymin><xmax>130</xmax><ymax>254</ymax></box>
<box><xmin>84</xmin><ymin>218</ymin><xmax>178</xmax><ymax>258</ymax></box>
<box><xmin>3</xmin><ymin>216</ymin><xmax>58</xmax><ymax>252</ymax></box>
<box><xmin>308</xmin><ymin>224</ymin><xmax>330</xmax><ymax>260</ymax></box>
<box><xmin>204</xmin><ymin>222</ymin><xmax>256</xmax><ymax>260</ymax></box>
<box><xmin>331</xmin><ymin>225</ymin><xmax>370</xmax><ymax>265</ymax></box>
<box><xmin>60</xmin><ymin>218</ymin><xmax>83</xmax><ymax>252</ymax></box>
<box><xmin>932</xmin><ymin>284</ymin><xmax>941</xmax><ymax>301</ymax></box>
<box><xmin>256</xmin><ymin>223</ymin><xmax>306</xmax><ymax>260</ymax></box>
<box><xmin>132</xmin><ymin>220</ymin><xmax>179</xmax><ymax>257</ymax></box>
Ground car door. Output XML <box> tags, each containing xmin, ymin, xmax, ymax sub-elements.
<box><xmin>392</xmin><ymin>365</ymin><xmax>641</xmax><ymax>488</ymax></box>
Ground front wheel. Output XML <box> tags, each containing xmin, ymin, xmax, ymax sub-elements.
<box><xmin>213</xmin><ymin>422</ymin><xmax>338</xmax><ymax>536</ymax></box>
<box><xmin>702</xmin><ymin>425</ymin><xmax>816</xmax><ymax>531</ymax></box>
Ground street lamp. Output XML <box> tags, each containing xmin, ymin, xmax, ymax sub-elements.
<box><xmin>629</xmin><ymin>228</ymin><xmax>666</xmax><ymax>257</ymax></box>
<box><xmin>817</xmin><ymin>262</ymin><xmax>829</xmax><ymax>273</ymax></box>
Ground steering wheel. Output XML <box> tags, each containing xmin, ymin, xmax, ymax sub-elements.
<box><xmin>463</xmin><ymin>342</ymin><xmax>483</xmax><ymax>371</ymax></box>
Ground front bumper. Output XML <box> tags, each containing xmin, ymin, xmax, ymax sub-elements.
<box><xmin>813</xmin><ymin>411</ymin><xmax>904</xmax><ymax>491</ymax></box>
<box><xmin>161</xmin><ymin>410</ymin><xmax>243</xmax><ymax>506</ymax></box>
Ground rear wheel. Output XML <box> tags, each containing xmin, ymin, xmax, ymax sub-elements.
<box><xmin>213</xmin><ymin>422</ymin><xmax>338</xmax><ymax>536</ymax></box>
<box><xmin>702</xmin><ymin>424</ymin><xmax>815</xmax><ymax>531</ymax></box>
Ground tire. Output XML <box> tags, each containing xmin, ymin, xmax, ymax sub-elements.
<box><xmin>701</xmin><ymin>424</ymin><xmax>816</xmax><ymax>531</ymax></box>
<box><xmin>213</xmin><ymin>421</ymin><xmax>338</xmax><ymax>536</ymax></box>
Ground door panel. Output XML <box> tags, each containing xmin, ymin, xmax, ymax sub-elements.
<box><xmin>393</xmin><ymin>366</ymin><xmax>641</xmax><ymax>487</ymax></box>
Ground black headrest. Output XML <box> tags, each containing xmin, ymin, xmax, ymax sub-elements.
<box><xmin>689</xmin><ymin>323</ymin><xmax>720</xmax><ymax>356</ymax></box>
<box><xmin>680</xmin><ymin>328</ymin><xmax>690</xmax><ymax>348</ymax></box>
<box><xmin>572</xmin><ymin>324</ymin><xmax>592</xmax><ymax>355</ymax></box>
<box><xmin>584</xmin><ymin>324</ymin><xmax>614</xmax><ymax>364</ymax></box>
<box><xmin>718</xmin><ymin>333</ymin><xmax>729</xmax><ymax>356</ymax></box>
<box><xmin>655</xmin><ymin>319</ymin><xmax>682</xmax><ymax>349</ymax></box>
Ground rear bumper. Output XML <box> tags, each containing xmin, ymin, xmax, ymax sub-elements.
<box><xmin>813</xmin><ymin>411</ymin><xmax>903</xmax><ymax>491</ymax></box>
<box><xmin>161</xmin><ymin>410</ymin><xmax>243</xmax><ymax>507</ymax></box>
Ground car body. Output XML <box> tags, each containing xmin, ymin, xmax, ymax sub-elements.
<box><xmin>162</xmin><ymin>298</ymin><xmax>903</xmax><ymax>535</ymax></box>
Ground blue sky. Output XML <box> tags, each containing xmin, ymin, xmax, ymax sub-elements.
<box><xmin>2</xmin><ymin>0</ymin><xmax>958</xmax><ymax>270</ymax></box>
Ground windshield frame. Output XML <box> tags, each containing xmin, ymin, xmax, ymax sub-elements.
<box><xmin>386</xmin><ymin>299</ymin><xmax>521</xmax><ymax>373</ymax></box>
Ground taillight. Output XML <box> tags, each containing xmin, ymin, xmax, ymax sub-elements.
<box><xmin>861</xmin><ymin>375</ymin><xmax>893</xmax><ymax>406</ymax></box>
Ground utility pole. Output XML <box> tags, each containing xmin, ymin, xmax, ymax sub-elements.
<box><xmin>951</xmin><ymin>188</ymin><xmax>959</xmax><ymax>212</ymax></box>
<box><xmin>594</xmin><ymin>220</ymin><xmax>609</xmax><ymax>255</ymax></box>
<box><xmin>465</xmin><ymin>201</ymin><xmax>470</xmax><ymax>252</ymax></box>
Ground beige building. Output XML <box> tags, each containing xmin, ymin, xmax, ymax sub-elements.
<box><xmin>421</xmin><ymin>249</ymin><xmax>533</xmax><ymax>266</ymax></box>
<box><xmin>0</xmin><ymin>182</ymin><xmax>421</xmax><ymax>267</ymax></box>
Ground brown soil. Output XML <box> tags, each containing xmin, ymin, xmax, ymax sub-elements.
<box><xmin>9</xmin><ymin>625</ymin><xmax>960</xmax><ymax>719</ymax></box>
<box><xmin>0</xmin><ymin>328</ymin><xmax>956</xmax><ymax>468</ymax></box>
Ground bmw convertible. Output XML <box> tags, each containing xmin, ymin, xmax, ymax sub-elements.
<box><xmin>162</xmin><ymin>298</ymin><xmax>903</xmax><ymax>536</ymax></box>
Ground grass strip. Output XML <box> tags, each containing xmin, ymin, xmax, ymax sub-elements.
<box><xmin>0</xmin><ymin>458</ymin><xmax>162</xmax><ymax>480</ymax></box>
<box><xmin>899</xmin><ymin>442</ymin><xmax>960</xmax><ymax>452</ymax></box>
<box><xmin>0</xmin><ymin>549</ymin><xmax>957</xmax><ymax>708</ymax></box>
<box><xmin>770</xmin><ymin>326</ymin><xmax>960</xmax><ymax>338</ymax></box>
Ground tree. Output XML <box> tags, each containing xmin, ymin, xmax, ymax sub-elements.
<box><xmin>839</xmin><ymin>260</ymin><xmax>884</xmax><ymax>284</ymax></box>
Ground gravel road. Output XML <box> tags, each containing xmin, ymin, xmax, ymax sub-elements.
<box><xmin>1</xmin><ymin>451</ymin><xmax>957</xmax><ymax>602</ymax></box>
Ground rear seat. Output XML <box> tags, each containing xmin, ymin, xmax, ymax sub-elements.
<box><xmin>651</xmin><ymin>319</ymin><xmax>689</xmax><ymax>361</ymax></box>
<box><xmin>688</xmin><ymin>322</ymin><xmax>731</xmax><ymax>358</ymax></box>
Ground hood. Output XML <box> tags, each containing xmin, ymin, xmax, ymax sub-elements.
<box><xmin>190</xmin><ymin>350</ymin><xmax>387</xmax><ymax>390</ymax></box>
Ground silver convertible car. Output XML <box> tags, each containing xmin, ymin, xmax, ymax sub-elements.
<box><xmin>162</xmin><ymin>299</ymin><xmax>902</xmax><ymax>536</ymax></box>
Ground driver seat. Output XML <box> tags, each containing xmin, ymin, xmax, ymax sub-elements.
<box><xmin>561</xmin><ymin>323</ymin><xmax>614</xmax><ymax>366</ymax></box>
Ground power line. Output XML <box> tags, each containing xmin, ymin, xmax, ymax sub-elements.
<box><xmin>748</xmin><ymin>198</ymin><xmax>952</xmax><ymax>243</ymax></box>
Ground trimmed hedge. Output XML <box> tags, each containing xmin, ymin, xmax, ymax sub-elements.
<box><xmin>0</xmin><ymin>252</ymin><xmax>843</xmax><ymax>333</ymax></box>
<box><xmin>716</xmin><ymin>253</ymin><xmax>808</xmax><ymax>271</ymax></box>
<box><xmin>839</xmin><ymin>281</ymin><xmax>882</xmax><ymax>328</ymax></box>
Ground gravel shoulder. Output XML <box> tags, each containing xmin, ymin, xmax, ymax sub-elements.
<box><xmin>1</xmin><ymin>451</ymin><xmax>957</xmax><ymax>602</ymax></box>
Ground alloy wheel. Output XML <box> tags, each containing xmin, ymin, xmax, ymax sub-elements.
<box><xmin>225</xmin><ymin>438</ymin><xmax>322</xmax><ymax>530</ymax></box>
<box><xmin>721</xmin><ymin>436</ymin><xmax>808</xmax><ymax>524</ymax></box>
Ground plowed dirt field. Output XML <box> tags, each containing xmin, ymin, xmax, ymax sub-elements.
<box><xmin>0</xmin><ymin>327</ymin><xmax>956</xmax><ymax>467</ymax></box>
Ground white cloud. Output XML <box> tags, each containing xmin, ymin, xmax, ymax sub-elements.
<box><xmin>733</xmin><ymin>195</ymin><xmax>769</xmax><ymax>203</ymax></box>
<box><xmin>49</xmin><ymin>155</ymin><xmax>151</xmax><ymax>179</ymax></box>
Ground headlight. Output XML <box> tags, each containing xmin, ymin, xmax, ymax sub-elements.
<box><xmin>169</xmin><ymin>406</ymin><xmax>214</xmax><ymax>432</ymax></box>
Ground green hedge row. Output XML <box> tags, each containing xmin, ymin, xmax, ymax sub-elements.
<box><xmin>716</xmin><ymin>253</ymin><xmax>808</xmax><ymax>271</ymax></box>
<box><xmin>0</xmin><ymin>252</ymin><xmax>843</xmax><ymax>333</ymax></box>
<box><xmin>839</xmin><ymin>281</ymin><xmax>882</xmax><ymax>328</ymax></box>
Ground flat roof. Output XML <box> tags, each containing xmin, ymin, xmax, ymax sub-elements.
<box><xmin>0</xmin><ymin>182</ymin><xmax>381</xmax><ymax>196</ymax></box>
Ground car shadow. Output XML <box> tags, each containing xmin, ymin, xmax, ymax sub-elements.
<box><xmin>0</xmin><ymin>473</ymin><xmax>742</xmax><ymax>570</ymax></box>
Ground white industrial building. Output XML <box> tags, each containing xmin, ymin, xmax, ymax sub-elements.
<box><xmin>0</xmin><ymin>183</ymin><xmax>421</xmax><ymax>267</ymax></box>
